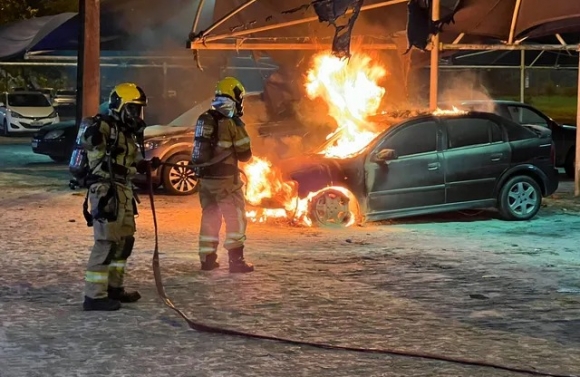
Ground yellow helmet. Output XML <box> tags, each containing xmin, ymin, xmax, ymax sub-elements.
<box><xmin>215</xmin><ymin>76</ymin><xmax>245</xmax><ymax>104</ymax></box>
<box><xmin>109</xmin><ymin>82</ymin><xmax>147</xmax><ymax>113</ymax></box>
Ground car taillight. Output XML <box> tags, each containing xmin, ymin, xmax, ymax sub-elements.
<box><xmin>550</xmin><ymin>144</ymin><xmax>556</xmax><ymax>165</ymax></box>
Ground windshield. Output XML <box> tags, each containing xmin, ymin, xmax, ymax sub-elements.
<box><xmin>57</xmin><ymin>90</ymin><xmax>76</xmax><ymax>96</ymax></box>
<box><xmin>7</xmin><ymin>93</ymin><xmax>51</xmax><ymax>107</ymax></box>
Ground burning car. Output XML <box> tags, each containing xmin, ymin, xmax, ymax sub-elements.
<box><xmin>247</xmin><ymin>110</ymin><xmax>559</xmax><ymax>227</ymax></box>
<box><xmin>239</xmin><ymin>52</ymin><xmax>559</xmax><ymax>228</ymax></box>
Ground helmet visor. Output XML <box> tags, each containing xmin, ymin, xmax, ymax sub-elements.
<box><xmin>125</xmin><ymin>103</ymin><xmax>143</xmax><ymax>119</ymax></box>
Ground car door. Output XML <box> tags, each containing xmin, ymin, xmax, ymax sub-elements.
<box><xmin>442</xmin><ymin>116</ymin><xmax>511</xmax><ymax>203</ymax></box>
<box><xmin>365</xmin><ymin>119</ymin><xmax>445</xmax><ymax>216</ymax></box>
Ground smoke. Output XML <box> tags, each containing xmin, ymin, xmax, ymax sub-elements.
<box><xmin>438</xmin><ymin>70</ymin><xmax>495</xmax><ymax>111</ymax></box>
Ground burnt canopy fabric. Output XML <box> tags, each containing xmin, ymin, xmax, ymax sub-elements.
<box><xmin>209</xmin><ymin>0</ymin><xmax>580</xmax><ymax>43</ymax></box>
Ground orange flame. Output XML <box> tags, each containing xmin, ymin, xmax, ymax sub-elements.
<box><xmin>306</xmin><ymin>53</ymin><xmax>387</xmax><ymax>158</ymax></box>
<box><xmin>242</xmin><ymin>51</ymin><xmax>387</xmax><ymax>227</ymax></box>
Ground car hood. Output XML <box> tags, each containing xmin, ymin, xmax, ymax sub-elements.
<box><xmin>37</xmin><ymin>120</ymin><xmax>76</xmax><ymax>133</ymax></box>
<box><xmin>10</xmin><ymin>106</ymin><xmax>55</xmax><ymax>117</ymax></box>
<box><xmin>144</xmin><ymin>125</ymin><xmax>192</xmax><ymax>138</ymax></box>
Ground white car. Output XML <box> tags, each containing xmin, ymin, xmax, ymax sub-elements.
<box><xmin>0</xmin><ymin>92</ymin><xmax>60</xmax><ymax>136</ymax></box>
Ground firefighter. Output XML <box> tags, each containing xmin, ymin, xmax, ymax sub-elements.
<box><xmin>81</xmin><ymin>83</ymin><xmax>160</xmax><ymax>311</ymax></box>
<box><xmin>192</xmin><ymin>76</ymin><xmax>254</xmax><ymax>273</ymax></box>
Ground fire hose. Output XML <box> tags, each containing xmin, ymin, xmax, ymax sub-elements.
<box><xmin>145</xmin><ymin>160</ymin><xmax>577</xmax><ymax>377</ymax></box>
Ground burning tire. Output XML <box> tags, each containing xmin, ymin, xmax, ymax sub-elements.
<box><xmin>308</xmin><ymin>187</ymin><xmax>359</xmax><ymax>228</ymax></box>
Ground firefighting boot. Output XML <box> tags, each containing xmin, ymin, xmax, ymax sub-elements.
<box><xmin>228</xmin><ymin>247</ymin><xmax>254</xmax><ymax>273</ymax></box>
<box><xmin>83</xmin><ymin>296</ymin><xmax>121</xmax><ymax>311</ymax></box>
<box><xmin>108</xmin><ymin>287</ymin><xmax>142</xmax><ymax>303</ymax></box>
<box><xmin>201</xmin><ymin>252</ymin><xmax>220</xmax><ymax>271</ymax></box>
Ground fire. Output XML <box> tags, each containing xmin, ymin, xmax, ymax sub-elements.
<box><xmin>305</xmin><ymin>53</ymin><xmax>387</xmax><ymax>158</ymax></box>
<box><xmin>242</xmin><ymin>51</ymin><xmax>387</xmax><ymax>227</ymax></box>
<box><xmin>433</xmin><ymin>106</ymin><xmax>468</xmax><ymax>116</ymax></box>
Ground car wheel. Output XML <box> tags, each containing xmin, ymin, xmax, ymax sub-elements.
<box><xmin>162</xmin><ymin>153</ymin><xmax>198</xmax><ymax>196</ymax></box>
<box><xmin>564</xmin><ymin>148</ymin><xmax>575</xmax><ymax>178</ymax></box>
<box><xmin>308</xmin><ymin>187</ymin><xmax>359</xmax><ymax>228</ymax></box>
<box><xmin>1</xmin><ymin>120</ymin><xmax>9</xmax><ymax>137</ymax></box>
<box><xmin>498</xmin><ymin>176</ymin><xmax>542</xmax><ymax>221</ymax></box>
<box><xmin>49</xmin><ymin>155</ymin><xmax>69</xmax><ymax>163</ymax></box>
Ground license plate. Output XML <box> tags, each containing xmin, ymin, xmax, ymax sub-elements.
<box><xmin>30</xmin><ymin>121</ymin><xmax>43</xmax><ymax>127</ymax></box>
<box><xmin>31</xmin><ymin>141</ymin><xmax>38</xmax><ymax>148</ymax></box>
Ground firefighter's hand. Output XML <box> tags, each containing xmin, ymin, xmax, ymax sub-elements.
<box><xmin>136</xmin><ymin>160</ymin><xmax>150</xmax><ymax>174</ymax></box>
<box><xmin>150</xmin><ymin>157</ymin><xmax>161</xmax><ymax>170</ymax></box>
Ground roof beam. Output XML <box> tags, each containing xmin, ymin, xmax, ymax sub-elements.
<box><xmin>508</xmin><ymin>0</ymin><xmax>523</xmax><ymax>44</ymax></box>
<box><xmin>452</xmin><ymin>33</ymin><xmax>465</xmax><ymax>44</ymax></box>
<box><xmin>189</xmin><ymin>0</ymin><xmax>408</xmax><ymax>45</ymax></box>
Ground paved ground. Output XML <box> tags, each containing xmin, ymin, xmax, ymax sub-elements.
<box><xmin>0</xmin><ymin>137</ymin><xmax>579</xmax><ymax>377</ymax></box>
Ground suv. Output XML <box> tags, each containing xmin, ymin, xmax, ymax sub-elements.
<box><xmin>273</xmin><ymin>111</ymin><xmax>559</xmax><ymax>227</ymax></box>
<box><xmin>442</xmin><ymin>100</ymin><xmax>576</xmax><ymax>177</ymax></box>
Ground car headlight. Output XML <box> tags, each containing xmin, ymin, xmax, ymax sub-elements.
<box><xmin>44</xmin><ymin>129</ymin><xmax>65</xmax><ymax>140</ymax></box>
<box><xmin>142</xmin><ymin>139</ymin><xmax>168</xmax><ymax>151</ymax></box>
<box><xmin>48</xmin><ymin>111</ymin><xmax>57</xmax><ymax>118</ymax></box>
<box><xmin>9</xmin><ymin>110</ymin><xmax>23</xmax><ymax>118</ymax></box>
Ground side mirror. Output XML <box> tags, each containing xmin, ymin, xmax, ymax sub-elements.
<box><xmin>371</xmin><ymin>148</ymin><xmax>397</xmax><ymax>164</ymax></box>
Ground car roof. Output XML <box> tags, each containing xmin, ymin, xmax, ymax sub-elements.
<box><xmin>442</xmin><ymin>99</ymin><xmax>527</xmax><ymax>106</ymax></box>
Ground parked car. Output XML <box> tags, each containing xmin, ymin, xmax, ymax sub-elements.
<box><xmin>0</xmin><ymin>91</ymin><xmax>60</xmax><ymax>136</ymax></box>
<box><xmin>441</xmin><ymin>100</ymin><xmax>576</xmax><ymax>177</ymax></box>
<box><xmin>52</xmin><ymin>89</ymin><xmax>77</xmax><ymax>107</ymax></box>
<box><xmin>32</xmin><ymin>94</ymin><xmax>308</xmax><ymax>194</ymax></box>
<box><xmin>31</xmin><ymin>101</ymin><xmax>109</xmax><ymax>162</ymax></box>
<box><xmin>132</xmin><ymin>94</ymin><xmax>310</xmax><ymax>195</ymax></box>
<box><xmin>275</xmin><ymin>111</ymin><xmax>558</xmax><ymax>227</ymax></box>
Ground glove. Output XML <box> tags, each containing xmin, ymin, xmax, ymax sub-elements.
<box><xmin>150</xmin><ymin>157</ymin><xmax>161</xmax><ymax>169</ymax></box>
<box><xmin>135</xmin><ymin>159</ymin><xmax>150</xmax><ymax>174</ymax></box>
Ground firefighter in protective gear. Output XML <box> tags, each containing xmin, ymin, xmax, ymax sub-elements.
<box><xmin>81</xmin><ymin>83</ymin><xmax>160</xmax><ymax>311</ymax></box>
<box><xmin>193</xmin><ymin>76</ymin><xmax>254</xmax><ymax>273</ymax></box>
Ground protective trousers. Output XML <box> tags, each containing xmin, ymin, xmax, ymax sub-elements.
<box><xmin>198</xmin><ymin>176</ymin><xmax>247</xmax><ymax>262</ymax></box>
<box><xmin>85</xmin><ymin>182</ymin><xmax>136</xmax><ymax>299</ymax></box>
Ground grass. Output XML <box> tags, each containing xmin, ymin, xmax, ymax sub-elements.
<box><xmin>496</xmin><ymin>94</ymin><xmax>578</xmax><ymax>124</ymax></box>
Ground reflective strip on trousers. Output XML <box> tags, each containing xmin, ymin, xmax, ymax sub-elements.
<box><xmin>108</xmin><ymin>260</ymin><xmax>126</xmax><ymax>272</ymax></box>
<box><xmin>85</xmin><ymin>271</ymin><xmax>108</xmax><ymax>283</ymax></box>
<box><xmin>199</xmin><ymin>235</ymin><xmax>220</xmax><ymax>243</ymax></box>
<box><xmin>225</xmin><ymin>232</ymin><xmax>244</xmax><ymax>244</ymax></box>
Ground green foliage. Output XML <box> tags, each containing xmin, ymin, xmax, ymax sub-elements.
<box><xmin>0</xmin><ymin>0</ymin><xmax>78</xmax><ymax>26</ymax></box>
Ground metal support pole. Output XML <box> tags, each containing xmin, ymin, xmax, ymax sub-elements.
<box><xmin>520</xmin><ymin>50</ymin><xmax>525</xmax><ymax>102</ymax></box>
<box><xmin>80</xmin><ymin>0</ymin><xmax>100</xmax><ymax>119</ymax></box>
<box><xmin>191</xmin><ymin>0</ymin><xmax>207</xmax><ymax>34</ymax></box>
<box><xmin>575</xmin><ymin>48</ymin><xmax>580</xmax><ymax>196</ymax></box>
<box><xmin>508</xmin><ymin>0</ymin><xmax>523</xmax><ymax>44</ymax></box>
<box><xmin>429</xmin><ymin>0</ymin><xmax>440</xmax><ymax>110</ymax></box>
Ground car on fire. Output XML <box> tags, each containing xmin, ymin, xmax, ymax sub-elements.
<box><xmin>275</xmin><ymin>110</ymin><xmax>559</xmax><ymax>227</ymax></box>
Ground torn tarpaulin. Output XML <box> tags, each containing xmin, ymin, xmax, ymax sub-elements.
<box><xmin>404</xmin><ymin>0</ymin><xmax>463</xmax><ymax>55</ymax></box>
<box><xmin>312</xmin><ymin>0</ymin><xmax>365</xmax><ymax>59</ymax></box>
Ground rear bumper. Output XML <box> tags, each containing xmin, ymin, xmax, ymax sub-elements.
<box><xmin>544</xmin><ymin>168</ymin><xmax>559</xmax><ymax>196</ymax></box>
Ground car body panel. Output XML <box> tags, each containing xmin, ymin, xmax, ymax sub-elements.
<box><xmin>444</xmin><ymin>99</ymin><xmax>576</xmax><ymax>168</ymax></box>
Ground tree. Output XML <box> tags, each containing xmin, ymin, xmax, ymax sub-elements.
<box><xmin>0</xmin><ymin>0</ymin><xmax>38</xmax><ymax>25</ymax></box>
<box><xmin>0</xmin><ymin>0</ymin><xmax>78</xmax><ymax>26</ymax></box>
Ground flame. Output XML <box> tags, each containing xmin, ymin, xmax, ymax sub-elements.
<box><xmin>433</xmin><ymin>106</ymin><xmax>468</xmax><ymax>116</ymax></box>
<box><xmin>241</xmin><ymin>51</ymin><xmax>387</xmax><ymax>227</ymax></box>
<box><xmin>306</xmin><ymin>53</ymin><xmax>387</xmax><ymax>158</ymax></box>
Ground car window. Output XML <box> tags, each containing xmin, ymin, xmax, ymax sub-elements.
<box><xmin>7</xmin><ymin>93</ymin><xmax>51</xmax><ymax>107</ymax></box>
<box><xmin>446</xmin><ymin>118</ymin><xmax>502</xmax><ymax>149</ymax></box>
<box><xmin>57</xmin><ymin>90</ymin><xmax>76</xmax><ymax>96</ymax></box>
<box><xmin>379</xmin><ymin>121</ymin><xmax>438</xmax><ymax>157</ymax></box>
<box><xmin>507</xmin><ymin>105</ymin><xmax>548</xmax><ymax>126</ymax></box>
